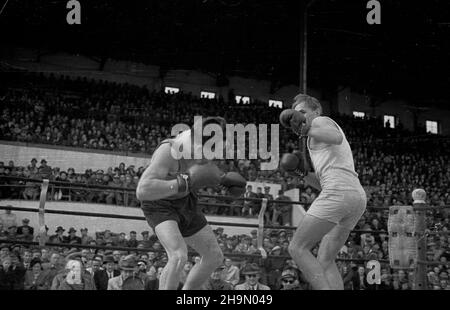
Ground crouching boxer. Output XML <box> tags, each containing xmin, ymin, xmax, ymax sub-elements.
<box><xmin>279</xmin><ymin>94</ymin><xmax>367</xmax><ymax>290</ymax></box>
<box><xmin>136</xmin><ymin>117</ymin><xmax>246</xmax><ymax>290</ymax></box>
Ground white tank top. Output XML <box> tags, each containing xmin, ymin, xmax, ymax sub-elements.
<box><xmin>307</xmin><ymin>116</ymin><xmax>361</xmax><ymax>190</ymax></box>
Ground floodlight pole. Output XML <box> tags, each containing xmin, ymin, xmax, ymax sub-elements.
<box><xmin>300</xmin><ymin>0</ymin><xmax>318</xmax><ymax>94</ymax></box>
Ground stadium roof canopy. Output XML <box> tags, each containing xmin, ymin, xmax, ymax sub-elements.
<box><xmin>1</xmin><ymin>0</ymin><xmax>450</xmax><ymax>107</ymax></box>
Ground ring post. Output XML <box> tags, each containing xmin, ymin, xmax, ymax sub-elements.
<box><xmin>257</xmin><ymin>198</ymin><xmax>269</xmax><ymax>259</ymax></box>
<box><xmin>38</xmin><ymin>179</ymin><xmax>49</xmax><ymax>248</ymax></box>
<box><xmin>412</xmin><ymin>189</ymin><xmax>427</xmax><ymax>290</ymax></box>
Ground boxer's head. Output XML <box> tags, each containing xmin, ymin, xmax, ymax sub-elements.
<box><xmin>292</xmin><ymin>94</ymin><xmax>322</xmax><ymax>120</ymax></box>
<box><xmin>191</xmin><ymin>116</ymin><xmax>227</xmax><ymax>163</ymax></box>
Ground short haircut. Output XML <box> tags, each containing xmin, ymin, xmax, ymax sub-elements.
<box><xmin>293</xmin><ymin>94</ymin><xmax>322</xmax><ymax>115</ymax></box>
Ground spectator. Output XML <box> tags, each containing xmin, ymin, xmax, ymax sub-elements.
<box><xmin>94</xmin><ymin>255</ymin><xmax>119</xmax><ymax>290</ymax></box>
<box><xmin>49</xmin><ymin>226</ymin><xmax>66</xmax><ymax>244</ymax></box>
<box><xmin>24</xmin><ymin>258</ymin><xmax>50</xmax><ymax>290</ymax></box>
<box><xmin>16</xmin><ymin>218</ymin><xmax>34</xmax><ymax>236</ymax></box>
<box><xmin>242</xmin><ymin>185</ymin><xmax>257</xmax><ymax>216</ymax></box>
<box><xmin>234</xmin><ymin>263</ymin><xmax>270</xmax><ymax>290</ymax></box>
<box><xmin>51</xmin><ymin>258</ymin><xmax>96</xmax><ymax>290</ymax></box>
<box><xmin>222</xmin><ymin>258</ymin><xmax>240</xmax><ymax>287</ymax></box>
<box><xmin>204</xmin><ymin>265</ymin><xmax>233</xmax><ymax>290</ymax></box>
<box><xmin>66</xmin><ymin>227</ymin><xmax>82</xmax><ymax>245</ymax></box>
<box><xmin>80</xmin><ymin>228</ymin><xmax>93</xmax><ymax>245</ymax></box>
<box><xmin>108</xmin><ymin>255</ymin><xmax>144</xmax><ymax>290</ymax></box>
<box><xmin>127</xmin><ymin>231</ymin><xmax>138</xmax><ymax>248</ymax></box>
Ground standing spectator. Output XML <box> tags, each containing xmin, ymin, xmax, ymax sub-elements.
<box><xmin>263</xmin><ymin>186</ymin><xmax>274</xmax><ymax>224</ymax></box>
<box><xmin>49</xmin><ymin>226</ymin><xmax>66</xmax><ymax>244</ymax></box>
<box><xmin>17</xmin><ymin>218</ymin><xmax>34</xmax><ymax>236</ymax></box>
<box><xmin>66</xmin><ymin>227</ymin><xmax>82</xmax><ymax>245</ymax></box>
<box><xmin>234</xmin><ymin>263</ymin><xmax>270</xmax><ymax>290</ymax></box>
<box><xmin>0</xmin><ymin>208</ymin><xmax>17</xmax><ymax>229</ymax></box>
<box><xmin>273</xmin><ymin>190</ymin><xmax>292</xmax><ymax>226</ymax></box>
<box><xmin>127</xmin><ymin>231</ymin><xmax>138</xmax><ymax>248</ymax></box>
<box><xmin>242</xmin><ymin>185</ymin><xmax>257</xmax><ymax>216</ymax></box>
<box><xmin>24</xmin><ymin>259</ymin><xmax>50</xmax><ymax>290</ymax></box>
<box><xmin>80</xmin><ymin>228</ymin><xmax>93</xmax><ymax>245</ymax></box>
<box><xmin>139</xmin><ymin>231</ymin><xmax>152</xmax><ymax>248</ymax></box>
<box><xmin>17</xmin><ymin>226</ymin><xmax>34</xmax><ymax>242</ymax></box>
<box><xmin>38</xmin><ymin>159</ymin><xmax>52</xmax><ymax>179</ymax></box>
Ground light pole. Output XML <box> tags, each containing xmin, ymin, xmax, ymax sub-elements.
<box><xmin>300</xmin><ymin>0</ymin><xmax>318</xmax><ymax>94</ymax></box>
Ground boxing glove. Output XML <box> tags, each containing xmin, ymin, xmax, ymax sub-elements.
<box><xmin>279</xmin><ymin>109</ymin><xmax>306</xmax><ymax>135</ymax></box>
<box><xmin>176</xmin><ymin>163</ymin><xmax>225</xmax><ymax>193</ymax></box>
<box><xmin>280</xmin><ymin>150</ymin><xmax>314</xmax><ymax>175</ymax></box>
<box><xmin>220</xmin><ymin>172</ymin><xmax>247</xmax><ymax>197</ymax></box>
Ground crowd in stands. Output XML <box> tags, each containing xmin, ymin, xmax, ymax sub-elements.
<box><xmin>1</xmin><ymin>208</ymin><xmax>450</xmax><ymax>290</ymax></box>
<box><xmin>0</xmin><ymin>73</ymin><xmax>450</xmax><ymax>289</ymax></box>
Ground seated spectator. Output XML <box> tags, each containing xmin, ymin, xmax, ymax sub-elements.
<box><xmin>204</xmin><ymin>265</ymin><xmax>233</xmax><ymax>290</ymax></box>
<box><xmin>51</xmin><ymin>255</ymin><xmax>96</xmax><ymax>290</ymax></box>
<box><xmin>94</xmin><ymin>255</ymin><xmax>119</xmax><ymax>290</ymax></box>
<box><xmin>234</xmin><ymin>263</ymin><xmax>270</xmax><ymax>290</ymax></box>
<box><xmin>108</xmin><ymin>255</ymin><xmax>144</xmax><ymax>290</ymax></box>
<box><xmin>24</xmin><ymin>258</ymin><xmax>50</xmax><ymax>290</ymax></box>
<box><xmin>222</xmin><ymin>258</ymin><xmax>240</xmax><ymax>287</ymax></box>
<box><xmin>278</xmin><ymin>268</ymin><xmax>305</xmax><ymax>290</ymax></box>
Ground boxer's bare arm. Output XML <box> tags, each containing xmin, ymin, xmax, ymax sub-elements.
<box><xmin>136</xmin><ymin>143</ymin><xmax>180</xmax><ymax>201</ymax></box>
<box><xmin>308</xmin><ymin>117</ymin><xmax>343</xmax><ymax>145</ymax></box>
<box><xmin>304</xmin><ymin>172</ymin><xmax>321</xmax><ymax>191</ymax></box>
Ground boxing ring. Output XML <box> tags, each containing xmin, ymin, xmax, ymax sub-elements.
<box><xmin>1</xmin><ymin>176</ymin><xmax>449</xmax><ymax>290</ymax></box>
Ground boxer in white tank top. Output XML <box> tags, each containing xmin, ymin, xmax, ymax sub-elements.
<box><xmin>286</xmin><ymin>94</ymin><xmax>367</xmax><ymax>290</ymax></box>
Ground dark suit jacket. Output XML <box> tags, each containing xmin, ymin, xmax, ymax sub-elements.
<box><xmin>94</xmin><ymin>269</ymin><xmax>120</xmax><ymax>290</ymax></box>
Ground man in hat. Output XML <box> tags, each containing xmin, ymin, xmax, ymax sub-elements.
<box><xmin>108</xmin><ymin>255</ymin><xmax>143</xmax><ymax>290</ymax></box>
<box><xmin>235</xmin><ymin>263</ymin><xmax>270</xmax><ymax>290</ymax></box>
<box><xmin>94</xmin><ymin>255</ymin><xmax>120</xmax><ymax>290</ymax></box>
<box><xmin>66</xmin><ymin>227</ymin><xmax>81</xmax><ymax>244</ymax></box>
<box><xmin>49</xmin><ymin>226</ymin><xmax>66</xmax><ymax>243</ymax></box>
<box><xmin>279</xmin><ymin>268</ymin><xmax>305</xmax><ymax>290</ymax></box>
<box><xmin>204</xmin><ymin>265</ymin><xmax>233</xmax><ymax>290</ymax></box>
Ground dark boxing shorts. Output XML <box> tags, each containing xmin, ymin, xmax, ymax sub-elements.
<box><xmin>141</xmin><ymin>193</ymin><xmax>207</xmax><ymax>238</ymax></box>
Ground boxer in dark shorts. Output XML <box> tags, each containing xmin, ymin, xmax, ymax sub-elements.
<box><xmin>136</xmin><ymin>117</ymin><xmax>246</xmax><ymax>290</ymax></box>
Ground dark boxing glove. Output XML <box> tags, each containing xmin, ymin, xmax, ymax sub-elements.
<box><xmin>220</xmin><ymin>172</ymin><xmax>247</xmax><ymax>197</ymax></box>
<box><xmin>279</xmin><ymin>109</ymin><xmax>306</xmax><ymax>135</ymax></box>
<box><xmin>176</xmin><ymin>163</ymin><xmax>225</xmax><ymax>193</ymax></box>
<box><xmin>279</xmin><ymin>151</ymin><xmax>314</xmax><ymax>175</ymax></box>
